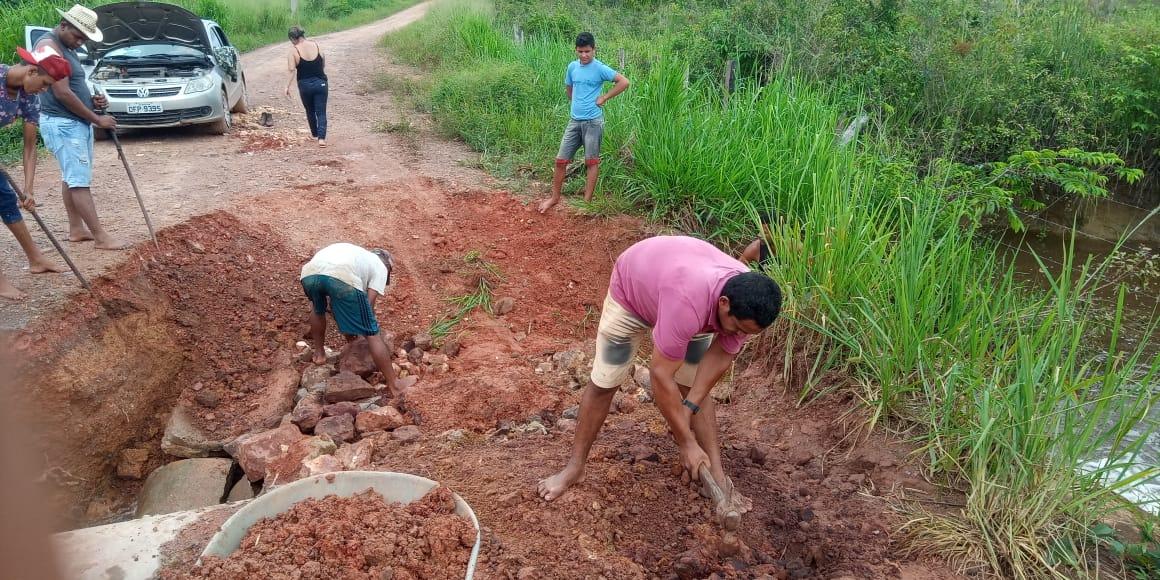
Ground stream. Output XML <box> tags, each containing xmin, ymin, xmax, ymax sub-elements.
<box><xmin>998</xmin><ymin>194</ymin><xmax>1160</xmax><ymax>515</ymax></box>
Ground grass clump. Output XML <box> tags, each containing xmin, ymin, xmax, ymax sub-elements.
<box><xmin>428</xmin><ymin>250</ymin><xmax>503</xmax><ymax>341</ymax></box>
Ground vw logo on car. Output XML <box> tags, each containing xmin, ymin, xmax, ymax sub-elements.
<box><xmin>136</xmin><ymin>87</ymin><xmax>150</xmax><ymax>98</ymax></box>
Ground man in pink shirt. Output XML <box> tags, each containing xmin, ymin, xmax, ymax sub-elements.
<box><xmin>539</xmin><ymin>236</ymin><xmax>782</xmax><ymax>511</ymax></box>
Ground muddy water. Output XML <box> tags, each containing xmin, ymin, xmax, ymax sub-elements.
<box><xmin>997</xmin><ymin>194</ymin><xmax>1160</xmax><ymax>514</ymax></box>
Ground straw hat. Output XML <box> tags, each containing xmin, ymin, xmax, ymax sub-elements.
<box><xmin>56</xmin><ymin>4</ymin><xmax>103</xmax><ymax>43</ymax></box>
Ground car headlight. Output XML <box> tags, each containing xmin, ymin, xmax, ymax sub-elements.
<box><xmin>185</xmin><ymin>75</ymin><xmax>215</xmax><ymax>95</ymax></box>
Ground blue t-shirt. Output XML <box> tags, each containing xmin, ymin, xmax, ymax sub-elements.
<box><xmin>565</xmin><ymin>58</ymin><xmax>617</xmax><ymax>121</ymax></box>
<box><xmin>0</xmin><ymin>64</ymin><xmax>41</xmax><ymax>129</ymax></box>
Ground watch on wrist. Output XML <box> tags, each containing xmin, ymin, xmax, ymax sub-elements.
<box><xmin>682</xmin><ymin>399</ymin><xmax>701</xmax><ymax>415</ymax></box>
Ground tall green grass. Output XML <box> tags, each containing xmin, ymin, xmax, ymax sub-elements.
<box><xmin>0</xmin><ymin>0</ymin><xmax>420</xmax><ymax>161</ymax></box>
<box><xmin>385</xmin><ymin>1</ymin><xmax>1160</xmax><ymax>577</ymax></box>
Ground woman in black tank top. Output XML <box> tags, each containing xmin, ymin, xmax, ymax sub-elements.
<box><xmin>285</xmin><ymin>26</ymin><xmax>329</xmax><ymax>147</ymax></box>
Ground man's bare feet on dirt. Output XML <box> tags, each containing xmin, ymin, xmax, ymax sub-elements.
<box><xmin>69</xmin><ymin>230</ymin><xmax>95</xmax><ymax>242</ymax></box>
<box><xmin>537</xmin><ymin>197</ymin><xmax>560</xmax><ymax>214</ymax></box>
<box><xmin>0</xmin><ymin>279</ymin><xmax>27</xmax><ymax>301</ymax></box>
<box><xmin>311</xmin><ymin>350</ymin><xmax>327</xmax><ymax>365</ymax></box>
<box><xmin>319</xmin><ymin>139</ymin><xmax>327</xmax><ymax>148</ymax></box>
<box><xmin>537</xmin><ymin>465</ymin><xmax>584</xmax><ymax>501</ymax></box>
<box><xmin>94</xmin><ymin>236</ymin><xmax>131</xmax><ymax>250</ymax></box>
<box><xmin>29</xmin><ymin>259</ymin><xmax>64</xmax><ymax>274</ymax></box>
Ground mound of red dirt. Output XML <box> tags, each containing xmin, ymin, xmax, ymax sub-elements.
<box><xmin>164</xmin><ymin>487</ymin><xmax>475</xmax><ymax>580</ymax></box>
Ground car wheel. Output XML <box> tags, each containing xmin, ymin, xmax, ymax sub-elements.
<box><xmin>230</xmin><ymin>77</ymin><xmax>249</xmax><ymax>114</ymax></box>
<box><xmin>206</xmin><ymin>89</ymin><xmax>232</xmax><ymax>135</ymax></box>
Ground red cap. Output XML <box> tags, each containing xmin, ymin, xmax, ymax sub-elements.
<box><xmin>16</xmin><ymin>46</ymin><xmax>71</xmax><ymax>81</ymax></box>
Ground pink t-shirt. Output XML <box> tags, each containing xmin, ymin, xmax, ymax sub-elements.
<box><xmin>609</xmin><ymin>236</ymin><xmax>750</xmax><ymax>360</ymax></box>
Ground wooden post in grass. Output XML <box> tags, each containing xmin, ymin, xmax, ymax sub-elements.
<box><xmin>290</xmin><ymin>0</ymin><xmax>299</xmax><ymax>24</ymax></box>
<box><xmin>618</xmin><ymin>48</ymin><xmax>625</xmax><ymax>69</ymax></box>
<box><xmin>513</xmin><ymin>24</ymin><xmax>524</xmax><ymax>45</ymax></box>
<box><xmin>723</xmin><ymin>59</ymin><xmax>736</xmax><ymax>107</ymax></box>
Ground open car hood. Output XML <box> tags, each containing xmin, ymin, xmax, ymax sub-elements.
<box><xmin>88</xmin><ymin>2</ymin><xmax>211</xmax><ymax>60</ymax></box>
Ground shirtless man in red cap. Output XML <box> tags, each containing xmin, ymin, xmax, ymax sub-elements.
<box><xmin>0</xmin><ymin>45</ymin><xmax>72</xmax><ymax>300</ymax></box>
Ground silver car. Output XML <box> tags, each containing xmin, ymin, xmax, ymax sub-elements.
<box><xmin>27</xmin><ymin>1</ymin><xmax>249</xmax><ymax>135</ymax></box>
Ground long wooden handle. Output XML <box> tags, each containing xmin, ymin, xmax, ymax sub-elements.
<box><xmin>699</xmin><ymin>465</ymin><xmax>727</xmax><ymax>504</ymax></box>
<box><xmin>0</xmin><ymin>168</ymin><xmax>90</xmax><ymax>289</ymax></box>
<box><xmin>699</xmin><ymin>465</ymin><xmax>741</xmax><ymax>531</ymax></box>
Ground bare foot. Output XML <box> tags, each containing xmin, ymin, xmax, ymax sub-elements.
<box><xmin>94</xmin><ymin>236</ymin><xmax>131</xmax><ymax>250</ymax></box>
<box><xmin>318</xmin><ymin>139</ymin><xmax>327</xmax><ymax>148</ymax></box>
<box><xmin>537</xmin><ymin>465</ymin><xmax>584</xmax><ymax>501</ymax></box>
<box><xmin>584</xmin><ymin>192</ymin><xmax>593</xmax><ymax>203</ymax></box>
<box><xmin>69</xmin><ymin>230</ymin><xmax>95</xmax><ymax>242</ymax></box>
<box><xmin>0</xmin><ymin>280</ymin><xmax>26</xmax><ymax>301</ymax></box>
<box><xmin>537</xmin><ymin>197</ymin><xmax>559</xmax><ymax>214</ymax></box>
<box><xmin>29</xmin><ymin>259</ymin><xmax>64</xmax><ymax>274</ymax></box>
<box><xmin>311</xmin><ymin>350</ymin><xmax>326</xmax><ymax>365</ymax></box>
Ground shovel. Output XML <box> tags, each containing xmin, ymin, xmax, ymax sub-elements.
<box><xmin>93</xmin><ymin>87</ymin><xmax>159</xmax><ymax>249</ymax></box>
<box><xmin>0</xmin><ymin>168</ymin><xmax>90</xmax><ymax>289</ymax></box>
<box><xmin>699</xmin><ymin>465</ymin><xmax>741</xmax><ymax>531</ymax></box>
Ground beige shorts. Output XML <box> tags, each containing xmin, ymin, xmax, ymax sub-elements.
<box><xmin>591</xmin><ymin>293</ymin><xmax>713</xmax><ymax>389</ymax></box>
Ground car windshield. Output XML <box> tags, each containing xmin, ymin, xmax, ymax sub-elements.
<box><xmin>104</xmin><ymin>44</ymin><xmax>204</xmax><ymax>60</ymax></box>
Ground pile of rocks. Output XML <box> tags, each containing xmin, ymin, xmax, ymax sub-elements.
<box><xmin>133</xmin><ymin>333</ymin><xmax>460</xmax><ymax>518</ymax></box>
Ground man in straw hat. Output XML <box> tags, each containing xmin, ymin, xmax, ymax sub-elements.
<box><xmin>300</xmin><ymin>243</ymin><xmax>400</xmax><ymax>396</ymax></box>
<box><xmin>34</xmin><ymin>4</ymin><xmax>127</xmax><ymax>251</ymax></box>
<box><xmin>0</xmin><ymin>45</ymin><xmax>72</xmax><ymax>300</ymax></box>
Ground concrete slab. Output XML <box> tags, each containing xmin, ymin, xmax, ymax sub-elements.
<box><xmin>53</xmin><ymin>503</ymin><xmax>240</xmax><ymax>580</ymax></box>
<box><xmin>136</xmin><ymin>458</ymin><xmax>233</xmax><ymax>517</ymax></box>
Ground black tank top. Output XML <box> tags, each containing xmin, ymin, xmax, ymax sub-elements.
<box><xmin>295</xmin><ymin>44</ymin><xmax>326</xmax><ymax>81</ymax></box>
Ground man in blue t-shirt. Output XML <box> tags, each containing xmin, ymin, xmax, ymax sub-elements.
<box><xmin>537</xmin><ymin>32</ymin><xmax>630</xmax><ymax>213</ymax></box>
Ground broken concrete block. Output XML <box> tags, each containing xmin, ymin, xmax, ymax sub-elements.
<box><xmin>315</xmin><ymin>414</ymin><xmax>356</xmax><ymax>443</ymax></box>
<box><xmin>323</xmin><ymin>371</ymin><xmax>377</xmax><ymax>404</ymax></box>
<box><xmin>335</xmin><ymin>438</ymin><xmax>375</xmax><ymax>470</ymax></box>
<box><xmin>224</xmin><ymin>424</ymin><xmax>308</xmax><ymax>482</ymax></box>
<box><xmin>300</xmin><ymin>363</ymin><xmax>336</xmax><ymax>393</ymax></box>
<box><xmin>339</xmin><ymin>338</ymin><xmax>377</xmax><ymax>379</ymax></box>
<box><xmin>291</xmin><ymin>394</ymin><xmax>324</xmax><ymax>431</ymax></box>
<box><xmin>355</xmin><ymin>406</ymin><xmax>406</xmax><ymax>433</ymax></box>
<box><xmin>161</xmin><ymin>405</ymin><xmax>225</xmax><ymax>458</ymax></box>
<box><xmin>226</xmin><ymin>478</ymin><xmax>255</xmax><ymax>502</ymax></box>
<box><xmin>301</xmin><ymin>454</ymin><xmax>344</xmax><ymax>478</ymax></box>
<box><xmin>135</xmin><ymin>458</ymin><xmax>233</xmax><ymax>517</ymax></box>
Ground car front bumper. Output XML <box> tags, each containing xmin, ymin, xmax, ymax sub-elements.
<box><xmin>100</xmin><ymin>86</ymin><xmax>224</xmax><ymax>129</ymax></box>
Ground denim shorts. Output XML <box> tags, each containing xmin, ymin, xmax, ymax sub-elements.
<box><xmin>39</xmin><ymin>115</ymin><xmax>94</xmax><ymax>188</ymax></box>
<box><xmin>556</xmin><ymin>117</ymin><xmax>605</xmax><ymax>163</ymax></box>
<box><xmin>0</xmin><ymin>176</ymin><xmax>22</xmax><ymax>225</ymax></box>
<box><xmin>301</xmin><ymin>274</ymin><xmax>381</xmax><ymax>336</ymax></box>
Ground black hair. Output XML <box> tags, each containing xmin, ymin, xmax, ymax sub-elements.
<box><xmin>722</xmin><ymin>272</ymin><xmax>782</xmax><ymax>328</ymax></box>
<box><xmin>575</xmin><ymin>32</ymin><xmax>595</xmax><ymax>48</ymax></box>
<box><xmin>371</xmin><ymin>249</ymin><xmax>394</xmax><ymax>286</ymax></box>
<box><xmin>288</xmin><ymin>26</ymin><xmax>307</xmax><ymax>41</ymax></box>
<box><xmin>759</xmin><ymin>208</ymin><xmax>776</xmax><ymax>225</ymax></box>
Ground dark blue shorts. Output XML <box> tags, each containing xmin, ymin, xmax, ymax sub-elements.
<box><xmin>301</xmin><ymin>274</ymin><xmax>380</xmax><ymax>336</ymax></box>
<box><xmin>0</xmin><ymin>176</ymin><xmax>23</xmax><ymax>225</ymax></box>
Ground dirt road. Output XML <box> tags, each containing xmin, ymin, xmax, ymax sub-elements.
<box><xmin>0</xmin><ymin>2</ymin><xmax>469</xmax><ymax>331</ymax></box>
<box><xmin>4</xmin><ymin>5</ymin><xmax>963</xmax><ymax>578</ymax></box>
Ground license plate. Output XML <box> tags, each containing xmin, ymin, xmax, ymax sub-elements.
<box><xmin>126</xmin><ymin>103</ymin><xmax>163</xmax><ymax>114</ymax></box>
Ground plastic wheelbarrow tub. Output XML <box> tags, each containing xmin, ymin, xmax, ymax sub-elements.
<box><xmin>200</xmin><ymin>471</ymin><xmax>481</xmax><ymax>579</ymax></box>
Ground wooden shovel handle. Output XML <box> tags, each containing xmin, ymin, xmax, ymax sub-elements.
<box><xmin>699</xmin><ymin>465</ymin><xmax>741</xmax><ymax>531</ymax></box>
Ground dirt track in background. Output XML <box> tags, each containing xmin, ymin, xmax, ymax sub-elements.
<box><xmin>3</xmin><ymin>4</ymin><xmax>964</xmax><ymax>578</ymax></box>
